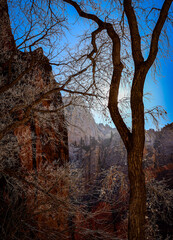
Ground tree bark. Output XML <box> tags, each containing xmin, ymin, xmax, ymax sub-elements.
<box><xmin>127</xmin><ymin>66</ymin><xmax>147</xmax><ymax>240</ymax></box>
<box><xmin>128</xmin><ymin>148</ymin><xmax>146</xmax><ymax>240</ymax></box>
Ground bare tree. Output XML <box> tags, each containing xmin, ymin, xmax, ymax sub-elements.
<box><xmin>1</xmin><ymin>0</ymin><xmax>173</xmax><ymax>239</ymax></box>
<box><xmin>59</xmin><ymin>0</ymin><xmax>173</xmax><ymax>239</ymax></box>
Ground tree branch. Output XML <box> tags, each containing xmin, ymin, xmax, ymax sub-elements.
<box><xmin>63</xmin><ymin>0</ymin><xmax>132</xmax><ymax>148</ymax></box>
<box><xmin>124</xmin><ymin>0</ymin><xmax>144</xmax><ymax>65</ymax></box>
<box><xmin>88</xmin><ymin>27</ymin><xmax>104</xmax><ymax>85</ymax></box>
<box><xmin>145</xmin><ymin>0</ymin><xmax>173</xmax><ymax>68</ymax></box>
<box><xmin>63</xmin><ymin>0</ymin><xmax>103</xmax><ymax>26</ymax></box>
<box><xmin>0</xmin><ymin>65</ymin><xmax>94</xmax><ymax>140</ymax></box>
<box><xmin>0</xmin><ymin>60</ymin><xmax>35</xmax><ymax>94</ymax></box>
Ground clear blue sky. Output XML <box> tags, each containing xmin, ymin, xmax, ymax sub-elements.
<box><xmin>159</xmin><ymin>59</ymin><xmax>173</xmax><ymax>123</ymax></box>
<box><xmin>144</xmin><ymin>55</ymin><xmax>173</xmax><ymax>129</ymax></box>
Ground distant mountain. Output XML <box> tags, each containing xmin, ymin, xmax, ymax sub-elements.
<box><xmin>65</xmin><ymin>103</ymin><xmax>126</xmax><ymax>177</ymax></box>
<box><xmin>66</xmin><ymin>102</ymin><xmax>173</xmax><ymax>173</ymax></box>
<box><xmin>65</xmin><ymin>103</ymin><xmax>101</xmax><ymax>145</ymax></box>
<box><xmin>65</xmin><ymin>103</ymin><xmax>118</xmax><ymax>144</ymax></box>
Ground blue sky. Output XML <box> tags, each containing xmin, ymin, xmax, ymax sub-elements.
<box><xmin>143</xmin><ymin>52</ymin><xmax>173</xmax><ymax>129</ymax></box>
<box><xmin>158</xmin><ymin>58</ymin><xmax>173</xmax><ymax>126</ymax></box>
<box><xmin>9</xmin><ymin>0</ymin><xmax>173</xmax><ymax>130</ymax></box>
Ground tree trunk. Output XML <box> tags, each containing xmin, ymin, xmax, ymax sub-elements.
<box><xmin>127</xmin><ymin>144</ymin><xmax>146</xmax><ymax>240</ymax></box>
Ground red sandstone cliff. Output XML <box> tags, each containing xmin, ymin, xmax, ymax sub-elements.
<box><xmin>0</xmin><ymin>1</ymin><xmax>69</xmax><ymax>239</ymax></box>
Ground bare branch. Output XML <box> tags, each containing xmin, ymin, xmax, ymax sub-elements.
<box><xmin>145</xmin><ymin>0</ymin><xmax>173</xmax><ymax>68</ymax></box>
<box><xmin>63</xmin><ymin>0</ymin><xmax>132</xmax><ymax>148</ymax></box>
<box><xmin>63</xmin><ymin>0</ymin><xmax>103</xmax><ymax>26</ymax></box>
<box><xmin>33</xmin><ymin>101</ymin><xmax>73</xmax><ymax>113</ymax></box>
<box><xmin>0</xmin><ymin>63</ymin><xmax>94</xmax><ymax>140</ymax></box>
<box><xmin>0</xmin><ymin>60</ymin><xmax>35</xmax><ymax>94</ymax></box>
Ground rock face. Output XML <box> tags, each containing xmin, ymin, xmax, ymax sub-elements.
<box><xmin>0</xmin><ymin>47</ymin><xmax>68</xmax><ymax>168</ymax></box>
<box><xmin>144</xmin><ymin>123</ymin><xmax>173</xmax><ymax>168</ymax></box>
<box><xmin>66</xmin><ymin>104</ymin><xmax>101</xmax><ymax>145</ymax></box>
<box><xmin>66</xmin><ymin>103</ymin><xmax>126</xmax><ymax>176</ymax></box>
<box><xmin>0</xmin><ymin>1</ymin><xmax>68</xmax><ymax>239</ymax></box>
<box><xmin>2</xmin><ymin>49</ymin><xmax>68</xmax><ymax>166</ymax></box>
<box><xmin>0</xmin><ymin>0</ymin><xmax>16</xmax><ymax>55</ymax></box>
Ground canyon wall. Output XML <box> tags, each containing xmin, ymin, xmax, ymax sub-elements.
<box><xmin>0</xmin><ymin>1</ymin><xmax>69</xmax><ymax>239</ymax></box>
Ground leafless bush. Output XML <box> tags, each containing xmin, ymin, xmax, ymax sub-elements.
<box><xmin>0</xmin><ymin>162</ymin><xmax>128</xmax><ymax>240</ymax></box>
<box><xmin>146</xmin><ymin>179</ymin><xmax>173</xmax><ymax>240</ymax></box>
